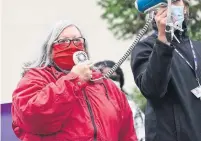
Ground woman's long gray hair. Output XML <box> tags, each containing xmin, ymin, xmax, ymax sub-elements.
<box><xmin>23</xmin><ymin>20</ymin><xmax>88</xmax><ymax>71</ymax></box>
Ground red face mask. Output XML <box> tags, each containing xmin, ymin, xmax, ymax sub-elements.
<box><xmin>52</xmin><ymin>42</ymin><xmax>85</xmax><ymax>70</ymax></box>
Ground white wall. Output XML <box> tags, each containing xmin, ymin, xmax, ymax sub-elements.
<box><xmin>1</xmin><ymin>0</ymin><xmax>136</xmax><ymax>104</ymax></box>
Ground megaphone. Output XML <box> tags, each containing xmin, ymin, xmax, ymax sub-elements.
<box><xmin>135</xmin><ymin>0</ymin><xmax>181</xmax><ymax>13</ymax></box>
<box><xmin>135</xmin><ymin>0</ymin><xmax>183</xmax><ymax>42</ymax></box>
<box><xmin>135</xmin><ymin>0</ymin><xmax>167</xmax><ymax>13</ymax></box>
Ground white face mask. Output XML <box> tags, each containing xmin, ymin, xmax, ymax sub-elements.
<box><xmin>171</xmin><ymin>5</ymin><xmax>185</xmax><ymax>31</ymax></box>
<box><xmin>112</xmin><ymin>80</ymin><xmax>121</xmax><ymax>89</ymax></box>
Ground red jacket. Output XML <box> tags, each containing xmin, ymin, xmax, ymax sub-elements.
<box><xmin>12</xmin><ymin>66</ymin><xmax>137</xmax><ymax>141</ymax></box>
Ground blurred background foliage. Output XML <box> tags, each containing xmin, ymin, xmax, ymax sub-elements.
<box><xmin>97</xmin><ymin>0</ymin><xmax>201</xmax><ymax>40</ymax></box>
<box><xmin>97</xmin><ymin>0</ymin><xmax>201</xmax><ymax>111</ymax></box>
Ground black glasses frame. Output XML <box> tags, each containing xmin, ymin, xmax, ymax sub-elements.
<box><xmin>53</xmin><ymin>37</ymin><xmax>85</xmax><ymax>47</ymax></box>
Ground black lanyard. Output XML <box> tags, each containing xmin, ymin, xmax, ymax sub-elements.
<box><xmin>175</xmin><ymin>40</ymin><xmax>200</xmax><ymax>86</ymax></box>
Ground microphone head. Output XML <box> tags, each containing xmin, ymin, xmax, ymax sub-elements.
<box><xmin>73</xmin><ymin>51</ymin><xmax>89</xmax><ymax>65</ymax></box>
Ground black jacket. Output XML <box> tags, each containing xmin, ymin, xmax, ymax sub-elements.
<box><xmin>131</xmin><ymin>33</ymin><xmax>201</xmax><ymax>141</ymax></box>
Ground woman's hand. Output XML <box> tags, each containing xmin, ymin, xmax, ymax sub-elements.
<box><xmin>71</xmin><ymin>61</ymin><xmax>93</xmax><ymax>81</ymax></box>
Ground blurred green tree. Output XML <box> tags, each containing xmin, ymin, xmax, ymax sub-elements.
<box><xmin>130</xmin><ymin>87</ymin><xmax>147</xmax><ymax>112</ymax></box>
<box><xmin>97</xmin><ymin>0</ymin><xmax>201</xmax><ymax>40</ymax></box>
<box><xmin>97</xmin><ymin>0</ymin><xmax>201</xmax><ymax>111</ymax></box>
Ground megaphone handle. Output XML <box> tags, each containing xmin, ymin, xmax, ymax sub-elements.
<box><xmin>165</xmin><ymin>0</ymin><xmax>174</xmax><ymax>43</ymax></box>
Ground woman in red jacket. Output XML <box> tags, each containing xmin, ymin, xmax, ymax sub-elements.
<box><xmin>11</xmin><ymin>20</ymin><xmax>137</xmax><ymax>141</ymax></box>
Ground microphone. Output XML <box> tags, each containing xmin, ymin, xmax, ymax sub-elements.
<box><xmin>73</xmin><ymin>51</ymin><xmax>98</xmax><ymax>81</ymax></box>
<box><xmin>73</xmin><ymin>51</ymin><xmax>98</xmax><ymax>72</ymax></box>
<box><xmin>73</xmin><ymin>51</ymin><xmax>89</xmax><ymax>65</ymax></box>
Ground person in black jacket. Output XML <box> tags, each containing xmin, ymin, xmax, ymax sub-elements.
<box><xmin>131</xmin><ymin>0</ymin><xmax>201</xmax><ymax>141</ymax></box>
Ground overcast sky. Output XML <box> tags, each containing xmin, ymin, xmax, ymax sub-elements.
<box><xmin>1</xmin><ymin>0</ymin><xmax>137</xmax><ymax>103</ymax></box>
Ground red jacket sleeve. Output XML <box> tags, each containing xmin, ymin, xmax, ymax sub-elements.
<box><xmin>12</xmin><ymin>68</ymin><xmax>79</xmax><ymax>135</ymax></box>
<box><xmin>118</xmin><ymin>92</ymin><xmax>138</xmax><ymax>141</ymax></box>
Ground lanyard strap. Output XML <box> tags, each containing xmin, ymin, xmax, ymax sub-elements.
<box><xmin>175</xmin><ymin>40</ymin><xmax>200</xmax><ymax>85</ymax></box>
